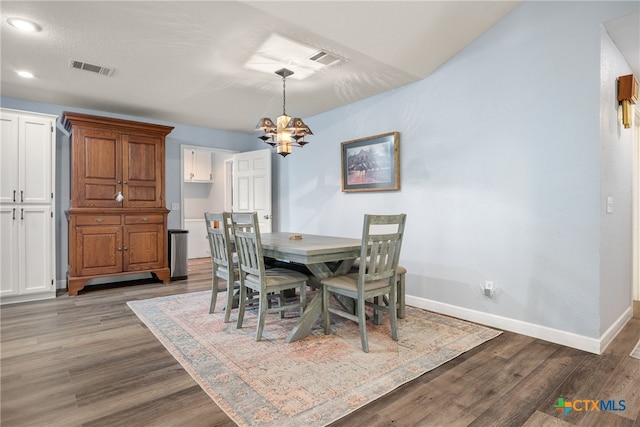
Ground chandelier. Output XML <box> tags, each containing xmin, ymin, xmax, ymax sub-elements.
<box><xmin>255</xmin><ymin>68</ymin><xmax>313</xmax><ymax>157</ymax></box>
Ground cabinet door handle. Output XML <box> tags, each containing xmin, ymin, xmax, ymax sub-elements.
<box><xmin>95</xmin><ymin>217</ymin><xmax>104</xmax><ymax>223</ymax></box>
<box><xmin>13</xmin><ymin>190</ymin><xmax>16</xmax><ymax>202</ymax></box>
<box><xmin>20</xmin><ymin>190</ymin><xmax>23</xmax><ymax>202</ymax></box>
<box><xmin>20</xmin><ymin>208</ymin><xmax>24</xmax><ymax>220</ymax></box>
<box><xmin>117</xmin><ymin>247</ymin><xmax>122</xmax><ymax>251</ymax></box>
<box><xmin>123</xmin><ymin>181</ymin><xmax>128</xmax><ymax>185</ymax></box>
<box><xmin>141</xmin><ymin>217</ymin><xmax>148</xmax><ymax>222</ymax></box>
<box><xmin>12</xmin><ymin>208</ymin><xmax>15</xmax><ymax>220</ymax></box>
<box><xmin>117</xmin><ymin>180</ymin><xmax>122</xmax><ymax>184</ymax></box>
<box><xmin>123</xmin><ymin>247</ymin><xmax>128</xmax><ymax>251</ymax></box>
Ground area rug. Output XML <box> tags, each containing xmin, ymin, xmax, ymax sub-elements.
<box><xmin>632</xmin><ymin>339</ymin><xmax>640</xmax><ymax>359</ymax></box>
<box><xmin>127</xmin><ymin>291</ymin><xmax>501</xmax><ymax>427</ymax></box>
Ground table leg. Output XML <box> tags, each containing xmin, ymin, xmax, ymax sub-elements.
<box><xmin>286</xmin><ymin>292</ymin><xmax>322</xmax><ymax>343</ymax></box>
<box><xmin>286</xmin><ymin>258</ymin><xmax>356</xmax><ymax>343</ymax></box>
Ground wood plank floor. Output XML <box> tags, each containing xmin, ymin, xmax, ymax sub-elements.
<box><xmin>2</xmin><ymin>258</ymin><xmax>639</xmax><ymax>427</ymax></box>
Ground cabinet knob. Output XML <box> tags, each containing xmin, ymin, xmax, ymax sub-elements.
<box><xmin>117</xmin><ymin>180</ymin><xmax>122</xmax><ymax>184</ymax></box>
<box><xmin>123</xmin><ymin>247</ymin><xmax>128</xmax><ymax>251</ymax></box>
<box><xmin>95</xmin><ymin>217</ymin><xmax>104</xmax><ymax>223</ymax></box>
<box><xmin>141</xmin><ymin>217</ymin><xmax>148</xmax><ymax>222</ymax></box>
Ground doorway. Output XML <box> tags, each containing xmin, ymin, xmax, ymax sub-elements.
<box><xmin>180</xmin><ymin>145</ymin><xmax>236</xmax><ymax>259</ymax></box>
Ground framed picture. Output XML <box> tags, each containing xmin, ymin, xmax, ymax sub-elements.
<box><xmin>341</xmin><ymin>131</ymin><xmax>400</xmax><ymax>192</ymax></box>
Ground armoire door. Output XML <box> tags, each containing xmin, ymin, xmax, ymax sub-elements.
<box><xmin>122</xmin><ymin>134</ymin><xmax>164</xmax><ymax>208</ymax></box>
<box><xmin>74</xmin><ymin>127</ymin><xmax>122</xmax><ymax>208</ymax></box>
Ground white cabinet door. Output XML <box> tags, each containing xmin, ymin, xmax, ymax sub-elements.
<box><xmin>21</xmin><ymin>206</ymin><xmax>53</xmax><ymax>293</ymax></box>
<box><xmin>184</xmin><ymin>148</ymin><xmax>214</xmax><ymax>183</ymax></box>
<box><xmin>0</xmin><ymin>206</ymin><xmax>19</xmax><ymax>296</ymax></box>
<box><xmin>184</xmin><ymin>219</ymin><xmax>209</xmax><ymax>259</ymax></box>
<box><xmin>193</xmin><ymin>150</ymin><xmax>213</xmax><ymax>182</ymax></box>
<box><xmin>0</xmin><ymin>114</ymin><xmax>19</xmax><ymax>204</ymax></box>
<box><xmin>21</xmin><ymin>116</ymin><xmax>54</xmax><ymax>204</ymax></box>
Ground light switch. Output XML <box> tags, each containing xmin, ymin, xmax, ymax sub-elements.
<box><xmin>606</xmin><ymin>196</ymin><xmax>613</xmax><ymax>214</ymax></box>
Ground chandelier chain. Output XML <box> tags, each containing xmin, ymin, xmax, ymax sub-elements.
<box><xmin>282</xmin><ymin>75</ymin><xmax>286</xmax><ymax>115</ymax></box>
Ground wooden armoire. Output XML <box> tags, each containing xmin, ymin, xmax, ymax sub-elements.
<box><xmin>63</xmin><ymin>112</ymin><xmax>174</xmax><ymax>296</ymax></box>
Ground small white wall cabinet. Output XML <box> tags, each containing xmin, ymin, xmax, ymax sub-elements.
<box><xmin>184</xmin><ymin>149</ymin><xmax>214</xmax><ymax>182</ymax></box>
<box><xmin>0</xmin><ymin>109</ymin><xmax>57</xmax><ymax>304</ymax></box>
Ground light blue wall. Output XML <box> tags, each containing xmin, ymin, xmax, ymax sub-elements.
<box><xmin>599</xmin><ymin>27</ymin><xmax>635</xmax><ymax>335</ymax></box>
<box><xmin>0</xmin><ymin>97</ymin><xmax>257</xmax><ymax>283</ymax></box>
<box><xmin>273</xmin><ymin>1</ymin><xmax>638</xmax><ymax>340</ymax></box>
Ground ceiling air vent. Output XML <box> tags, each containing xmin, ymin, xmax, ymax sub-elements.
<box><xmin>69</xmin><ymin>59</ymin><xmax>114</xmax><ymax>76</ymax></box>
<box><xmin>308</xmin><ymin>51</ymin><xmax>341</xmax><ymax>67</ymax></box>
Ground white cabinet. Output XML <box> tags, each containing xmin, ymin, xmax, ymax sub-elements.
<box><xmin>184</xmin><ymin>149</ymin><xmax>213</xmax><ymax>182</ymax></box>
<box><xmin>0</xmin><ymin>109</ymin><xmax>56</xmax><ymax>304</ymax></box>
<box><xmin>184</xmin><ymin>219</ymin><xmax>210</xmax><ymax>259</ymax></box>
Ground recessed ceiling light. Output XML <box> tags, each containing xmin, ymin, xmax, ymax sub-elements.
<box><xmin>7</xmin><ymin>17</ymin><xmax>42</xmax><ymax>33</ymax></box>
<box><xmin>17</xmin><ymin>70</ymin><xmax>34</xmax><ymax>79</ymax></box>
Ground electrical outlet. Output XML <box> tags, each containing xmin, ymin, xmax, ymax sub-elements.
<box><xmin>171</xmin><ymin>203</ymin><xmax>180</xmax><ymax>211</ymax></box>
<box><xmin>484</xmin><ymin>281</ymin><xmax>495</xmax><ymax>297</ymax></box>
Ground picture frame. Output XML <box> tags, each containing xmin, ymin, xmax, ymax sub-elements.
<box><xmin>341</xmin><ymin>131</ymin><xmax>400</xmax><ymax>192</ymax></box>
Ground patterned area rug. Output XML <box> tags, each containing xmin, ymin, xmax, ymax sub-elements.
<box><xmin>127</xmin><ymin>291</ymin><xmax>501</xmax><ymax>427</ymax></box>
<box><xmin>632</xmin><ymin>339</ymin><xmax>640</xmax><ymax>359</ymax></box>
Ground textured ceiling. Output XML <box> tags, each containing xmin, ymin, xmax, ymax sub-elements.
<box><xmin>1</xmin><ymin>2</ymin><xmax>637</xmax><ymax>134</ymax></box>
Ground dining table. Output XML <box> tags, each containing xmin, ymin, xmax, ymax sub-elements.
<box><xmin>260</xmin><ymin>232</ymin><xmax>363</xmax><ymax>342</ymax></box>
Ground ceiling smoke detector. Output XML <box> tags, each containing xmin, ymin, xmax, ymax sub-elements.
<box><xmin>69</xmin><ymin>59</ymin><xmax>114</xmax><ymax>76</ymax></box>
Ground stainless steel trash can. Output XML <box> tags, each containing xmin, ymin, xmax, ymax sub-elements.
<box><xmin>168</xmin><ymin>229</ymin><xmax>188</xmax><ymax>280</ymax></box>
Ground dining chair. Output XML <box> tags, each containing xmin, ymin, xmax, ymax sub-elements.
<box><xmin>351</xmin><ymin>259</ymin><xmax>407</xmax><ymax>321</ymax></box>
<box><xmin>321</xmin><ymin>213</ymin><xmax>407</xmax><ymax>353</ymax></box>
<box><xmin>231</xmin><ymin>212</ymin><xmax>308</xmax><ymax>341</ymax></box>
<box><xmin>204</xmin><ymin>212</ymin><xmax>240</xmax><ymax>322</ymax></box>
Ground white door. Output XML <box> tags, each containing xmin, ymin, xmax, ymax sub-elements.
<box><xmin>233</xmin><ymin>149</ymin><xmax>272</xmax><ymax>232</ymax></box>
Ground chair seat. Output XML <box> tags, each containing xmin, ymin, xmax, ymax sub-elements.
<box><xmin>246</xmin><ymin>268</ymin><xmax>308</xmax><ymax>288</ymax></box>
<box><xmin>322</xmin><ymin>273</ymin><xmax>392</xmax><ymax>292</ymax></box>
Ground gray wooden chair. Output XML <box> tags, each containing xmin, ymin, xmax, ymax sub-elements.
<box><xmin>351</xmin><ymin>258</ymin><xmax>407</xmax><ymax>321</ymax></box>
<box><xmin>231</xmin><ymin>212</ymin><xmax>308</xmax><ymax>341</ymax></box>
<box><xmin>204</xmin><ymin>212</ymin><xmax>239</xmax><ymax>322</ymax></box>
<box><xmin>321</xmin><ymin>213</ymin><xmax>407</xmax><ymax>352</ymax></box>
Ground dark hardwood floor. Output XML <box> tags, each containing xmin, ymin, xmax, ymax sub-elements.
<box><xmin>2</xmin><ymin>259</ymin><xmax>639</xmax><ymax>426</ymax></box>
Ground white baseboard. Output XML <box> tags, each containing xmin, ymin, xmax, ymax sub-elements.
<box><xmin>406</xmin><ymin>295</ymin><xmax>632</xmax><ymax>354</ymax></box>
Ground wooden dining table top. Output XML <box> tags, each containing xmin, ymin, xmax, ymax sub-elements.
<box><xmin>259</xmin><ymin>232</ymin><xmax>362</xmax><ymax>265</ymax></box>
